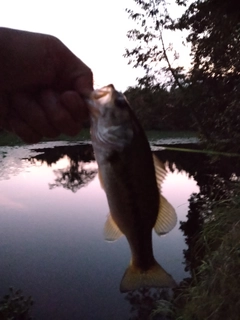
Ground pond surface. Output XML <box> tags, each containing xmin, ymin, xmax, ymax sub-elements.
<box><xmin>0</xmin><ymin>141</ymin><xmax>199</xmax><ymax>320</ymax></box>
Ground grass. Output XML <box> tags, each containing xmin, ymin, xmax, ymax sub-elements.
<box><xmin>0</xmin><ymin>131</ymin><xmax>25</xmax><ymax>146</ymax></box>
<box><xmin>153</xmin><ymin>183</ymin><xmax>240</xmax><ymax>320</ymax></box>
<box><xmin>146</xmin><ymin>130</ymin><xmax>197</xmax><ymax>141</ymax></box>
<box><xmin>178</xmin><ymin>195</ymin><xmax>240</xmax><ymax>320</ymax></box>
<box><xmin>0</xmin><ymin>128</ymin><xmax>91</xmax><ymax>146</ymax></box>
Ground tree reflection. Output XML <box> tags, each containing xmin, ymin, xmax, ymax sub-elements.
<box><xmin>153</xmin><ymin>146</ymin><xmax>240</xmax><ymax>317</ymax></box>
<box><xmin>21</xmin><ymin>142</ymin><xmax>240</xmax><ymax>317</ymax></box>
<box><xmin>24</xmin><ymin>144</ymin><xmax>97</xmax><ymax>192</ymax></box>
<box><xmin>49</xmin><ymin>158</ymin><xmax>97</xmax><ymax>192</ymax></box>
<box><xmin>28</xmin><ymin>143</ymin><xmax>95</xmax><ymax>166</ymax></box>
<box><xmin>156</xmin><ymin>145</ymin><xmax>240</xmax><ymax>278</ymax></box>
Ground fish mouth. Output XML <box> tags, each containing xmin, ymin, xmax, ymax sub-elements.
<box><xmin>87</xmin><ymin>84</ymin><xmax>115</xmax><ymax>117</ymax></box>
<box><xmin>90</xmin><ymin>84</ymin><xmax>115</xmax><ymax>100</ymax></box>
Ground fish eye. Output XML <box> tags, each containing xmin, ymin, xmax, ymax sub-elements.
<box><xmin>115</xmin><ymin>97</ymin><xmax>127</xmax><ymax>109</ymax></box>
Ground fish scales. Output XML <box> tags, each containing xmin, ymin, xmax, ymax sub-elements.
<box><xmin>87</xmin><ymin>84</ymin><xmax>177</xmax><ymax>292</ymax></box>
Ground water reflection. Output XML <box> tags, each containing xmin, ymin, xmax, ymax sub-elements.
<box><xmin>23</xmin><ymin>144</ymin><xmax>178</xmax><ymax>293</ymax></box>
<box><xmin>159</xmin><ymin>145</ymin><xmax>240</xmax><ymax>278</ymax></box>
<box><xmin>0</xmin><ymin>142</ymin><xmax>200</xmax><ymax>320</ymax></box>
<box><xmin>27</xmin><ymin>143</ymin><xmax>95</xmax><ymax>166</ymax></box>
<box><xmin>49</xmin><ymin>158</ymin><xmax>97</xmax><ymax>192</ymax></box>
<box><xmin>24</xmin><ymin>144</ymin><xmax>97</xmax><ymax>192</ymax></box>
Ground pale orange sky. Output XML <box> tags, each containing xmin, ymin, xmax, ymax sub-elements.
<box><xmin>0</xmin><ymin>0</ymin><xmax>191</xmax><ymax>91</ymax></box>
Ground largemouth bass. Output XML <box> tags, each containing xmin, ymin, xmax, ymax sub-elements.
<box><xmin>87</xmin><ymin>84</ymin><xmax>177</xmax><ymax>292</ymax></box>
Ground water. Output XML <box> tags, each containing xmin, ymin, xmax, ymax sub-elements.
<box><xmin>0</xmin><ymin>141</ymin><xmax>199</xmax><ymax>320</ymax></box>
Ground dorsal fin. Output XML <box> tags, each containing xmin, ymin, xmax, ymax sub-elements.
<box><xmin>154</xmin><ymin>195</ymin><xmax>177</xmax><ymax>235</ymax></box>
<box><xmin>152</xmin><ymin>154</ymin><xmax>167</xmax><ymax>190</ymax></box>
<box><xmin>104</xmin><ymin>214</ymin><xmax>123</xmax><ymax>241</ymax></box>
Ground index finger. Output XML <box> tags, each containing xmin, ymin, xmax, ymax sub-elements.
<box><xmin>74</xmin><ymin>66</ymin><xmax>94</xmax><ymax>98</ymax></box>
<box><xmin>75</xmin><ymin>77</ymin><xmax>93</xmax><ymax>98</ymax></box>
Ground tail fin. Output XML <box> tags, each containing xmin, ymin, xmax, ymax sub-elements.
<box><xmin>120</xmin><ymin>260</ymin><xmax>177</xmax><ymax>293</ymax></box>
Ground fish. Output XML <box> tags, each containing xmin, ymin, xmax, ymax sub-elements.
<box><xmin>87</xmin><ymin>84</ymin><xmax>177</xmax><ymax>292</ymax></box>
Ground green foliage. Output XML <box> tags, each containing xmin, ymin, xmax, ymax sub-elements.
<box><xmin>0</xmin><ymin>288</ymin><xmax>33</xmax><ymax>320</ymax></box>
<box><xmin>174</xmin><ymin>0</ymin><xmax>240</xmax><ymax>151</ymax></box>
<box><xmin>176</xmin><ymin>186</ymin><xmax>240</xmax><ymax>320</ymax></box>
<box><xmin>0</xmin><ymin>128</ymin><xmax>91</xmax><ymax>146</ymax></box>
<box><xmin>0</xmin><ymin>130</ymin><xmax>24</xmax><ymax>146</ymax></box>
<box><xmin>124</xmin><ymin>85</ymin><xmax>193</xmax><ymax>130</ymax></box>
<box><xmin>125</xmin><ymin>0</ymin><xmax>240</xmax><ymax>152</ymax></box>
<box><xmin>152</xmin><ymin>183</ymin><xmax>240</xmax><ymax>320</ymax></box>
<box><xmin>176</xmin><ymin>0</ymin><xmax>240</xmax><ymax>76</ymax></box>
<box><xmin>125</xmin><ymin>0</ymin><xmax>185</xmax><ymax>89</ymax></box>
<box><xmin>124</xmin><ymin>85</ymin><xmax>170</xmax><ymax>129</ymax></box>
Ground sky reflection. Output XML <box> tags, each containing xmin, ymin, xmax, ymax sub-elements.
<box><xmin>0</xmin><ymin>143</ymin><xmax>199</xmax><ymax>320</ymax></box>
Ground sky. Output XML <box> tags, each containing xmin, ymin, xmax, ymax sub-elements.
<box><xmin>0</xmin><ymin>0</ymin><xmax>190</xmax><ymax>91</ymax></box>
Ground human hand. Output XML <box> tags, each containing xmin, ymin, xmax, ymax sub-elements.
<box><xmin>0</xmin><ymin>28</ymin><xmax>93</xmax><ymax>143</ymax></box>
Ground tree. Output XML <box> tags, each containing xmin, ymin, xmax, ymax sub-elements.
<box><xmin>176</xmin><ymin>0</ymin><xmax>240</xmax><ymax>77</ymax></box>
<box><xmin>124</xmin><ymin>0</ymin><xmax>193</xmax><ymax>131</ymax></box>
<box><xmin>125</xmin><ymin>85</ymin><xmax>169</xmax><ymax>129</ymax></box>
<box><xmin>174</xmin><ymin>0</ymin><xmax>240</xmax><ymax>150</ymax></box>
<box><xmin>125</xmin><ymin>0</ymin><xmax>240</xmax><ymax>151</ymax></box>
<box><xmin>124</xmin><ymin>85</ymin><xmax>193</xmax><ymax>130</ymax></box>
<box><xmin>124</xmin><ymin>0</ymin><xmax>185</xmax><ymax>89</ymax></box>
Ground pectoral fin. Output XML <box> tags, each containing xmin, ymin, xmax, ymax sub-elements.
<box><xmin>104</xmin><ymin>214</ymin><xmax>123</xmax><ymax>241</ymax></box>
<box><xmin>154</xmin><ymin>195</ymin><xmax>177</xmax><ymax>235</ymax></box>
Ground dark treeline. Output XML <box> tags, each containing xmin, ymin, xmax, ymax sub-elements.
<box><xmin>124</xmin><ymin>85</ymin><xmax>194</xmax><ymax>131</ymax></box>
<box><xmin>125</xmin><ymin>0</ymin><xmax>240</xmax><ymax>152</ymax></box>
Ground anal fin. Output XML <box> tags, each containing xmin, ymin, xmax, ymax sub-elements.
<box><xmin>104</xmin><ymin>214</ymin><xmax>123</xmax><ymax>241</ymax></box>
<box><xmin>152</xmin><ymin>154</ymin><xmax>167</xmax><ymax>189</ymax></box>
<box><xmin>154</xmin><ymin>195</ymin><xmax>177</xmax><ymax>235</ymax></box>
